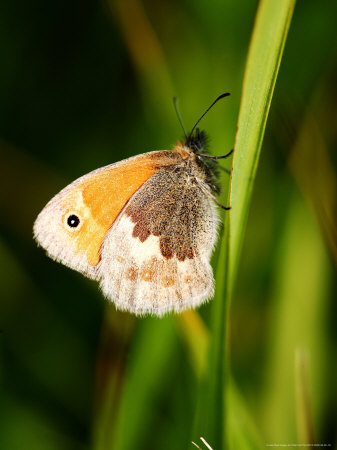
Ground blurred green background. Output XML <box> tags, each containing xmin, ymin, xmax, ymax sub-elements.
<box><xmin>0</xmin><ymin>0</ymin><xmax>336</xmax><ymax>449</ymax></box>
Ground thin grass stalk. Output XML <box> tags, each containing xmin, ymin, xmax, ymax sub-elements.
<box><xmin>197</xmin><ymin>0</ymin><xmax>296</xmax><ymax>448</ymax></box>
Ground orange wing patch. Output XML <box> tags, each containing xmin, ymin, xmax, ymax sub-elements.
<box><xmin>60</xmin><ymin>152</ymin><xmax>178</xmax><ymax>266</ymax></box>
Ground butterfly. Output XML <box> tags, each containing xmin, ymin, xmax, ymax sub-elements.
<box><xmin>33</xmin><ymin>94</ymin><xmax>233</xmax><ymax>316</ymax></box>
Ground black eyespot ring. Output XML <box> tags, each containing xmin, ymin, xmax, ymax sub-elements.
<box><xmin>67</xmin><ymin>214</ymin><xmax>80</xmax><ymax>228</ymax></box>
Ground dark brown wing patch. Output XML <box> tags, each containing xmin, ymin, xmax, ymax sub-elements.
<box><xmin>125</xmin><ymin>170</ymin><xmax>206</xmax><ymax>262</ymax></box>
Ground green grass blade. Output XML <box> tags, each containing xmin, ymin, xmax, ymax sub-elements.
<box><xmin>227</xmin><ymin>380</ymin><xmax>263</xmax><ymax>450</ymax></box>
<box><xmin>295</xmin><ymin>349</ymin><xmax>315</xmax><ymax>444</ymax></box>
<box><xmin>110</xmin><ymin>317</ymin><xmax>179</xmax><ymax>450</ymax></box>
<box><xmin>230</xmin><ymin>0</ymin><xmax>296</xmax><ymax>282</ymax></box>
<box><xmin>196</xmin><ymin>0</ymin><xmax>296</xmax><ymax>448</ymax></box>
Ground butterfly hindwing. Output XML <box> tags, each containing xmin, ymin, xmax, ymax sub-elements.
<box><xmin>98</xmin><ymin>169</ymin><xmax>219</xmax><ymax>315</ymax></box>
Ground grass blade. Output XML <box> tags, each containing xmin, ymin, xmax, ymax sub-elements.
<box><xmin>230</xmin><ymin>0</ymin><xmax>296</xmax><ymax>281</ymax></box>
<box><xmin>295</xmin><ymin>348</ymin><xmax>315</xmax><ymax>445</ymax></box>
<box><xmin>198</xmin><ymin>0</ymin><xmax>296</xmax><ymax>448</ymax></box>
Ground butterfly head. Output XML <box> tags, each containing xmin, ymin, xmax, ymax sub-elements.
<box><xmin>172</xmin><ymin>93</ymin><xmax>231</xmax><ymax>194</ymax></box>
<box><xmin>184</xmin><ymin>127</ymin><xmax>209</xmax><ymax>155</ymax></box>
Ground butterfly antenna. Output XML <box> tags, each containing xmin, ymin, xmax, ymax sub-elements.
<box><xmin>173</xmin><ymin>96</ymin><xmax>187</xmax><ymax>139</ymax></box>
<box><xmin>188</xmin><ymin>93</ymin><xmax>230</xmax><ymax>139</ymax></box>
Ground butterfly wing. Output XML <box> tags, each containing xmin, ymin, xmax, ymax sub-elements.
<box><xmin>33</xmin><ymin>151</ymin><xmax>179</xmax><ymax>279</ymax></box>
<box><xmin>98</xmin><ymin>169</ymin><xmax>219</xmax><ymax>315</ymax></box>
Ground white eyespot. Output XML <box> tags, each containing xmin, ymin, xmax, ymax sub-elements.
<box><xmin>63</xmin><ymin>211</ymin><xmax>83</xmax><ymax>232</ymax></box>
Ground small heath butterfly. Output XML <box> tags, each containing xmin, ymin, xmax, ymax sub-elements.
<box><xmin>33</xmin><ymin>94</ymin><xmax>232</xmax><ymax>316</ymax></box>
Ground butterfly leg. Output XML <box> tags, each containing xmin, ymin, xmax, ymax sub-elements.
<box><xmin>196</xmin><ymin>180</ymin><xmax>231</xmax><ymax>210</ymax></box>
<box><xmin>198</xmin><ymin>149</ymin><xmax>233</xmax><ymax>159</ymax></box>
